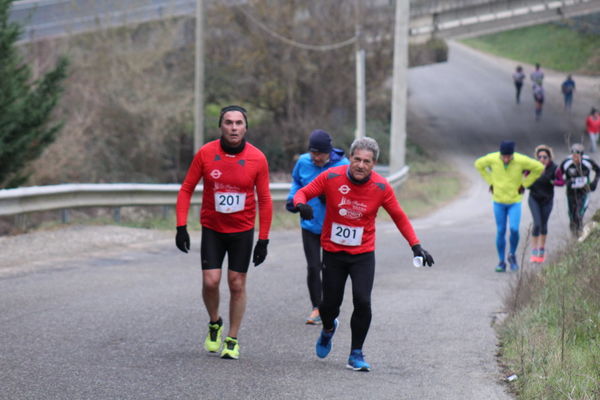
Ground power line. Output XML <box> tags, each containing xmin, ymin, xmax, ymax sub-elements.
<box><xmin>236</xmin><ymin>6</ymin><xmax>357</xmax><ymax>51</ymax></box>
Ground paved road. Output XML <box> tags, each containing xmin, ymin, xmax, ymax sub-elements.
<box><xmin>1</xmin><ymin>43</ymin><xmax>599</xmax><ymax>399</ymax></box>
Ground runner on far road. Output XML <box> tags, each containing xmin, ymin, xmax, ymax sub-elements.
<box><xmin>533</xmin><ymin>82</ymin><xmax>545</xmax><ymax>121</ymax></box>
<box><xmin>286</xmin><ymin>129</ymin><xmax>349</xmax><ymax>325</ymax></box>
<box><xmin>475</xmin><ymin>141</ymin><xmax>544</xmax><ymax>272</ymax></box>
<box><xmin>512</xmin><ymin>65</ymin><xmax>525</xmax><ymax>104</ymax></box>
<box><xmin>585</xmin><ymin>107</ymin><xmax>600</xmax><ymax>153</ymax></box>
<box><xmin>175</xmin><ymin>105</ymin><xmax>272</xmax><ymax>360</ymax></box>
<box><xmin>293</xmin><ymin>137</ymin><xmax>434</xmax><ymax>372</ymax></box>
<box><xmin>561</xmin><ymin>75</ymin><xmax>576</xmax><ymax>111</ymax></box>
<box><xmin>526</xmin><ymin>145</ymin><xmax>564</xmax><ymax>263</ymax></box>
<box><xmin>559</xmin><ymin>143</ymin><xmax>600</xmax><ymax>237</ymax></box>
<box><xmin>530</xmin><ymin>63</ymin><xmax>544</xmax><ymax>85</ymax></box>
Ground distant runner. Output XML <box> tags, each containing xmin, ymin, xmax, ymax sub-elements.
<box><xmin>559</xmin><ymin>143</ymin><xmax>600</xmax><ymax>237</ymax></box>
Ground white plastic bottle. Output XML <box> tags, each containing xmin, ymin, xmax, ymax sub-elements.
<box><xmin>413</xmin><ymin>256</ymin><xmax>424</xmax><ymax>268</ymax></box>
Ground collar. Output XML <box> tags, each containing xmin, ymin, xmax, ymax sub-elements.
<box><xmin>346</xmin><ymin>167</ymin><xmax>371</xmax><ymax>185</ymax></box>
<box><xmin>220</xmin><ymin>137</ymin><xmax>246</xmax><ymax>155</ymax></box>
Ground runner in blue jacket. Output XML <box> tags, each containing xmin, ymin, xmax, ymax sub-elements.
<box><xmin>286</xmin><ymin>130</ymin><xmax>349</xmax><ymax>324</ymax></box>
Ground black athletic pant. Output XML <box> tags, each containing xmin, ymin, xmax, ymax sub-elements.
<box><xmin>301</xmin><ymin>229</ymin><xmax>323</xmax><ymax>308</ymax></box>
<box><xmin>320</xmin><ymin>250</ymin><xmax>375</xmax><ymax>351</ymax></box>
<box><xmin>528</xmin><ymin>195</ymin><xmax>553</xmax><ymax>236</ymax></box>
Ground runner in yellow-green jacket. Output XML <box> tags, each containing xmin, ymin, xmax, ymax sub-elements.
<box><xmin>474</xmin><ymin>141</ymin><xmax>544</xmax><ymax>272</ymax></box>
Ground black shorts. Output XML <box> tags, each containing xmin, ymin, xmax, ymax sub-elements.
<box><xmin>200</xmin><ymin>227</ymin><xmax>254</xmax><ymax>273</ymax></box>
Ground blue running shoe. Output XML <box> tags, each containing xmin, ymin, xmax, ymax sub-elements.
<box><xmin>495</xmin><ymin>261</ymin><xmax>506</xmax><ymax>272</ymax></box>
<box><xmin>507</xmin><ymin>253</ymin><xmax>519</xmax><ymax>271</ymax></box>
<box><xmin>347</xmin><ymin>349</ymin><xmax>371</xmax><ymax>372</ymax></box>
<box><xmin>316</xmin><ymin>319</ymin><xmax>338</xmax><ymax>358</ymax></box>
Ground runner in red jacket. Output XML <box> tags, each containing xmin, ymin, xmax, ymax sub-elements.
<box><xmin>294</xmin><ymin>137</ymin><xmax>434</xmax><ymax>372</ymax></box>
<box><xmin>175</xmin><ymin>105</ymin><xmax>272</xmax><ymax>360</ymax></box>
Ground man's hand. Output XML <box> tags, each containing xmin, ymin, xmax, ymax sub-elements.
<box><xmin>176</xmin><ymin>225</ymin><xmax>190</xmax><ymax>253</ymax></box>
<box><xmin>518</xmin><ymin>185</ymin><xmax>525</xmax><ymax>194</ymax></box>
<box><xmin>285</xmin><ymin>199</ymin><xmax>298</xmax><ymax>213</ymax></box>
<box><xmin>591</xmin><ymin>181</ymin><xmax>598</xmax><ymax>192</ymax></box>
<box><xmin>489</xmin><ymin>185</ymin><xmax>493</xmax><ymax>194</ymax></box>
<box><xmin>252</xmin><ymin>239</ymin><xmax>269</xmax><ymax>266</ymax></box>
<box><xmin>411</xmin><ymin>244</ymin><xmax>434</xmax><ymax>267</ymax></box>
<box><xmin>296</xmin><ymin>203</ymin><xmax>314</xmax><ymax>220</ymax></box>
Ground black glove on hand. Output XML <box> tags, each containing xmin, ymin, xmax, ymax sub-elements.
<box><xmin>518</xmin><ymin>185</ymin><xmax>525</xmax><ymax>194</ymax></box>
<box><xmin>252</xmin><ymin>239</ymin><xmax>269</xmax><ymax>266</ymax></box>
<box><xmin>285</xmin><ymin>199</ymin><xmax>299</xmax><ymax>213</ymax></box>
<box><xmin>318</xmin><ymin>194</ymin><xmax>326</xmax><ymax>204</ymax></box>
<box><xmin>296</xmin><ymin>203</ymin><xmax>314</xmax><ymax>220</ymax></box>
<box><xmin>489</xmin><ymin>185</ymin><xmax>493</xmax><ymax>194</ymax></box>
<box><xmin>411</xmin><ymin>244</ymin><xmax>434</xmax><ymax>267</ymax></box>
<box><xmin>176</xmin><ymin>225</ymin><xmax>190</xmax><ymax>253</ymax></box>
<box><xmin>591</xmin><ymin>181</ymin><xmax>598</xmax><ymax>192</ymax></box>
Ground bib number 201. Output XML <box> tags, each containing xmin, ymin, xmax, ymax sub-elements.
<box><xmin>330</xmin><ymin>223</ymin><xmax>363</xmax><ymax>246</ymax></box>
<box><xmin>214</xmin><ymin>192</ymin><xmax>246</xmax><ymax>214</ymax></box>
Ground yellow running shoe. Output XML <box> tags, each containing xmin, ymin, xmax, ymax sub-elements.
<box><xmin>204</xmin><ymin>321</ymin><xmax>223</xmax><ymax>353</ymax></box>
<box><xmin>220</xmin><ymin>337</ymin><xmax>240</xmax><ymax>360</ymax></box>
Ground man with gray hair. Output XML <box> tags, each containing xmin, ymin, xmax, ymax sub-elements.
<box><xmin>293</xmin><ymin>136</ymin><xmax>434</xmax><ymax>372</ymax></box>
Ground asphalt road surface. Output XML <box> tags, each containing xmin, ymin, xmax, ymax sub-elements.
<box><xmin>1</xmin><ymin>42</ymin><xmax>599</xmax><ymax>399</ymax></box>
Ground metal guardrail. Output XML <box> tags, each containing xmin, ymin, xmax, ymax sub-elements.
<box><xmin>0</xmin><ymin>166</ymin><xmax>409</xmax><ymax>217</ymax></box>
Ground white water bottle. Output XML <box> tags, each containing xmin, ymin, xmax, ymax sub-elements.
<box><xmin>413</xmin><ymin>256</ymin><xmax>423</xmax><ymax>268</ymax></box>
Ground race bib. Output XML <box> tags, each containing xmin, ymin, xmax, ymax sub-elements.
<box><xmin>214</xmin><ymin>192</ymin><xmax>246</xmax><ymax>213</ymax></box>
<box><xmin>330</xmin><ymin>222</ymin><xmax>364</xmax><ymax>246</ymax></box>
<box><xmin>571</xmin><ymin>177</ymin><xmax>587</xmax><ymax>189</ymax></box>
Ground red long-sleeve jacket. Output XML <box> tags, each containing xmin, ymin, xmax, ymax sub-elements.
<box><xmin>176</xmin><ymin>140</ymin><xmax>272</xmax><ymax>240</ymax></box>
<box><xmin>294</xmin><ymin>165</ymin><xmax>419</xmax><ymax>254</ymax></box>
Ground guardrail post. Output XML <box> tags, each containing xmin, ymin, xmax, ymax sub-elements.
<box><xmin>113</xmin><ymin>207</ymin><xmax>121</xmax><ymax>223</ymax></box>
<box><xmin>61</xmin><ymin>209</ymin><xmax>70</xmax><ymax>224</ymax></box>
<box><xmin>162</xmin><ymin>205</ymin><xmax>170</xmax><ymax>220</ymax></box>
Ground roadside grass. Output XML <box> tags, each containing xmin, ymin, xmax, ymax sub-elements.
<box><xmin>498</xmin><ymin>222</ymin><xmax>600</xmax><ymax>399</ymax></box>
<box><xmin>461</xmin><ymin>23</ymin><xmax>600</xmax><ymax>74</ymax></box>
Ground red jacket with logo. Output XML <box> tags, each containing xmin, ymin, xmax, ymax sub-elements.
<box><xmin>294</xmin><ymin>165</ymin><xmax>419</xmax><ymax>254</ymax></box>
<box><xmin>176</xmin><ymin>140</ymin><xmax>272</xmax><ymax>240</ymax></box>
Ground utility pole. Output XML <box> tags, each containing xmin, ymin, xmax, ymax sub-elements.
<box><xmin>194</xmin><ymin>0</ymin><xmax>204</xmax><ymax>152</ymax></box>
<box><xmin>389</xmin><ymin>0</ymin><xmax>409</xmax><ymax>172</ymax></box>
<box><xmin>355</xmin><ymin>0</ymin><xmax>366</xmax><ymax>139</ymax></box>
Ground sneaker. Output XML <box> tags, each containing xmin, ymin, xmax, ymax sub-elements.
<box><xmin>507</xmin><ymin>254</ymin><xmax>519</xmax><ymax>271</ymax></box>
<box><xmin>347</xmin><ymin>349</ymin><xmax>371</xmax><ymax>372</ymax></box>
<box><xmin>316</xmin><ymin>319</ymin><xmax>338</xmax><ymax>358</ymax></box>
<box><xmin>306</xmin><ymin>309</ymin><xmax>322</xmax><ymax>325</ymax></box>
<box><xmin>204</xmin><ymin>320</ymin><xmax>223</xmax><ymax>353</ymax></box>
<box><xmin>220</xmin><ymin>337</ymin><xmax>239</xmax><ymax>360</ymax></box>
<box><xmin>529</xmin><ymin>248</ymin><xmax>538</xmax><ymax>263</ymax></box>
<box><xmin>495</xmin><ymin>261</ymin><xmax>506</xmax><ymax>272</ymax></box>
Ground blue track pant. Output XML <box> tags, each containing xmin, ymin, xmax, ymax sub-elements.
<box><xmin>493</xmin><ymin>202</ymin><xmax>521</xmax><ymax>262</ymax></box>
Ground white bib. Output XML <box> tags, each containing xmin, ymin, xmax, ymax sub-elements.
<box><xmin>571</xmin><ymin>176</ymin><xmax>587</xmax><ymax>189</ymax></box>
<box><xmin>330</xmin><ymin>222</ymin><xmax>364</xmax><ymax>246</ymax></box>
<box><xmin>214</xmin><ymin>192</ymin><xmax>246</xmax><ymax>213</ymax></box>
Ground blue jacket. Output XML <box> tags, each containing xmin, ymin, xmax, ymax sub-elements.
<box><xmin>287</xmin><ymin>148</ymin><xmax>349</xmax><ymax>234</ymax></box>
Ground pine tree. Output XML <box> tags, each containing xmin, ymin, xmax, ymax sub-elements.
<box><xmin>0</xmin><ymin>0</ymin><xmax>68</xmax><ymax>188</ymax></box>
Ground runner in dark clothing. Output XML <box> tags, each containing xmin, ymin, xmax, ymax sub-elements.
<box><xmin>559</xmin><ymin>143</ymin><xmax>600</xmax><ymax>237</ymax></box>
<box><xmin>527</xmin><ymin>145</ymin><xmax>564</xmax><ymax>263</ymax></box>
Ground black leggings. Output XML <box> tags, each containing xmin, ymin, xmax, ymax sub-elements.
<box><xmin>301</xmin><ymin>229</ymin><xmax>323</xmax><ymax>308</ymax></box>
<box><xmin>528</xmin><ymin>195</ymin><xmax>553</xmax><ymax>236</ymax></box>
<box><xmin>320</xmin><ymin>250</ymin><xmax>375</xmax><ymax>351</ymax></box>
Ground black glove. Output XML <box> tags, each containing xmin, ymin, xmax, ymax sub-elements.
<box><xmin>176</xmin><ymin>225</ymin><xmax>190</xmax><ymax>253</ymax></box>
<box><xmin>318</xmin><ymin>194</ymin><xmax>326</xmax><ymax>204</ymax></box>
<box><xmin>252</xmin><ymin>239</ymin><xmax>269</xmax><ymax>266</ymax></box>
<box><xmin>591</xmin><ymin>181</ymin><xmax>598</xmax><ymax>192</ymax></box>
<box><xmin>518</xmin><ymin>185</ymin><xmax>525</xmax><ymax>194</ymax></box>
<box><xmin>296</xmin><ymin>203</ymin><xmax>314</xmax><ymax>220</ymax></box>
<box><xmin>285</xmin><ymin>199</ymin><xmax>298</xmax><ymax>213</ymax></box>
<box><xmin>489</xmin><ymin>185</ymin><xmax>493</xmax><ymax>194</ymax></box>
<box><xmin>411</xmin><ymin>244</ymin><xmax>434</xmax><ymax>267</ymax></box>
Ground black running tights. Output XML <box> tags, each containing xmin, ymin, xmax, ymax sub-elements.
<box><xmin>320</xmin><ymin>250</ymin><xmax>375</xmax><ymax>351</ymax></box>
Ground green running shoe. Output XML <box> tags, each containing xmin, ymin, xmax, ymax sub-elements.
<box><xmin>220</xmin><ymin>337</ymin><xmax>240</xmax><ymax>360</ymax></box>
<box><xmin>204</xmin><ymin>321</ymin><xmax>223</xmax><ymax>353</ymax></box>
